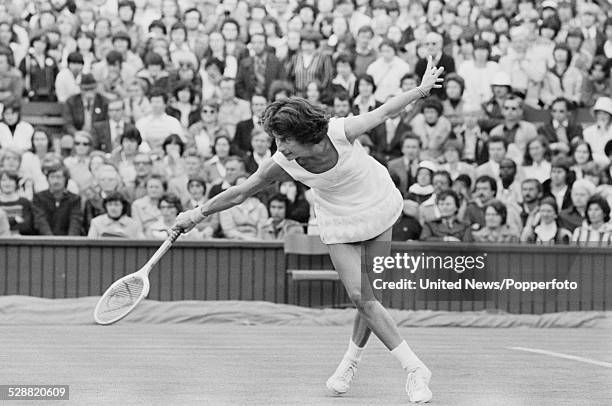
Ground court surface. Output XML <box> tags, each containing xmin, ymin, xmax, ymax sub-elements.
<box><xmin>2</xmin><ymin>324</ymin><xmax>611</xmax><ymax>406</ymax></box>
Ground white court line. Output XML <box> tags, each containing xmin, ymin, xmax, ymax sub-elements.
<box><xmin>508</xmin><ymin>347</ymin><xmax>612</xmax><ymax>369</ymax></box>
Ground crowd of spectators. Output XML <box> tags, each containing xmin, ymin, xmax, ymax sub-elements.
<box><xmin>1</xmin><ymin>0</ymin><xmax>612</xmax><ymax>245</ymax></box>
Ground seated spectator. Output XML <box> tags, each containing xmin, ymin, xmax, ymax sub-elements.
<box><xmin>391</xmin><ymin>172</ymin><xmax>422</xmax><ymax>241</ymax></box>
<box><xmin>218</xmin><ymin>77</ymin><xmax>252</xmax><ymax>138</ymax></box>
<box><xmin>0</xmin><ymin>47</ymin><xmax>23</xmax><ymax>105</ymax></box>
<box><xmin>305</xmin><ymin>80</ymin><xmax>327</xmax><ymax>111</ymax></box>
<box><xmin>124</xmin><ymin>79</ymin><xmax>151</xmax><ymax>123</ymax></box>
<box><xmin>418</xmin><ymin>170</ymin><xmax>454</xmax><ymax>225</ymax></box>
<box><xmin>19</xmin><ymin>31</ymin><xmax>58</xmax><ymax>101</ymax></box>
<box><xmin>200</xmin><ymin>58</ymin><xmax>224</xmax><ymax>101</ymax></box>
<box><xmin>56</xmin><ymin>52</ymin><xmax>84</xmax><ymax>103</ymax></box>
<box><xmin>387</xmin><ymin>135</ymin><xmax>421</xmax><ymax>198</ymax></box>
<box><xmin>135</xmin><ymin>88</ymin><xmax>184</xmax><ymax>152</ymax></box>
<box><xmin>92</xmin><ymin>99</ymin><xmax>131</xmax><ymax>153</ymax></box>
<box><xmin>442</xmin><ymin>73</ymin><xmax>467</xmax><ymax>130</ymax></box>
<box><xmin>63</xmin><ymin>73</ymin><xmax>109</xmax><ymax>136</ymax></box>
<box><xmin>414</xmin><ymin>31</ymin><xmax>456</xmax><ymax>100</ymax></box>
<box><xmin>518</xmin><ymin>178</ymin><xmax>543</xmax><ymax>228</ymax></box>
<box><xmin>410</xmin><ymin>97</ymin><xmax>452</xmax><ymax>161</ymax></box>
<box><xmin>188</xmin><ymin>100</ymin><xmax>224</xmax><ymax>159</ymax></box>
<box><xmin>183</xmin><ymin>177</ymin><xmax>218</xmax><ymax>238</ymax></box>
<box><xmin>207</xmin><ymin>156</ymin><xmax>246</xmax><ymax>199</ymax></box>
<box><xmin>489</xmin><ymin>94</ymin><xmax>538</xmax><ymax>164</ymax></box>
<box><xmin>352</xmin><ymin>74</ymin><xmax>381</xmax><ymax>116</ymax></box>
<box><xmin>32</xmin><ymin>164</ymin><xmax>82</xmax><ymax>235</ymax></box>
<box><xmin>520</xmin><ymin>137</ymin><xmax>552</xmax><ymax>184</ymax></box>
<box><xmin>109</xmin><ymin>127</ymin><xmax>142</xmax><ymax>192</ymax></box>
<box><xmin>464</xmin><ymin>175</ymin><xmax>522</xmax><ymax>233</ymax></box>
<box><xmin>156</xmin><ymin>134</ymin><xmax>186</xmax><ymax>183</ymax></box>
<box><xmin>406</xmin><ymin>161</ymin><xmax>435</xmax><ymax>204</ymax></box>
<box><xmin>92</xmin><ymin>32</ymin><xmax>140</xmax><ymax>85</ymax></box>
<box><xmin>285</xmin><ymin>28</ymin><xmax>333</xmax><ymax>97</ymax></box>
<box><xmin>63</xmin><ymin>131</ymin><xmax>95</xmax><ymax>195</ymax></box>
<box><xmin>581</xmin><ymin>56</ymin><xmax>610</xmax><ymax>108</ymax></box>
<box><xmin>543</xmin><ymin>156</ymin><xmax>573</xmax><ymax>211</ymax></box>
<box><xmin>475</xmin><ymin>136</ymin><xmax>507</xmax><ymax>180</ymax></box>
<box><xmin>439</xmin><ymin>139</ymin><xmax>474</xmax><ymax>182</ymax></box>
<box><xmin>87</xmin><ymin>192</ymin><xmax>143</xmax><ymax>239</ymax></box>
<box><xmin>521</xmin><ymin>196</ymin><xmax>571</xmax><ymax>244</ymax></box>
<box><xmin>0</xmin><ymin>99</ymin><xmax>34</xmax><ymax>153</ymax></box>
<box><xmin>219</xmin><ymin>175</ymin><xmax>268</xmax><ymax>240</ymax></box>
<box><xmin>259</xmin><ymin>194</ymin><xmax>304</xmax><ymax>240</ymax></box>
<box><xmin>137</xmin><ymin>52</ymin><xmax>170</xmax><ymax>94</ymax></box>
<box><xmin>540</xmin><ymin>44</ymin><xmax>582</xmax><ymax>108</ymax></box>
<box><xmin>369</xmin><ymin>98</ymin><xmax>412</xmax><ymax>163</ymax></box>
<box><xmin>233</xmin><ymin>94</ymin><xmax>268</xmax><ymax>156</ymax></box>
<box><xmin>332</xmin><ymin>91</ymin><xmax>353</xmax><ymax>118</ymax></box>
<box><xmin>367</xmin><ymin>39</ymin><xmax>410</xmax><ymax>102</ymax></box>
<box><xmin>131</xmin><ymin>174</ymin><xmax>165</xmax><ymax>236</ymax></box>
<box><xmin>279</xmin><ymin>179</ymin><xmax>310</xmax><ymax>224</ymax></box>
<box><xmin>571</xmin><ymin>194</ymin><xmax>612</xmax><ymax>245</ymax></box>
<box><xmin>82</xmin><ymin>165</ymin><xmax>124</xmax><ymax>234</ymax></box>
<box><xmin>498</xmin><ymin>158</ymin><xmax>522</xmax><ymax>208</ymax></box>
<box><xmin>472</xmin><ymin>199</ymin><xmax>519</xmax><ymax>242</ymax></box>
<box><xmin>458</xmin><ymin>39</ymin><xmax>500</xmax><ymax>112</ymax></box>
<box><xmin>583</xmin><ymin>97</ymin><xmax>612</xmax><ymax>165</ymax></box>
<box><xmin>570</xmin><ymin>141</ymin><xmax>594</xmax><ymax>180</ymax></box>
<box><xmin>0</xmin><ymin>148</ymin><xmax>34</xmax><ymax>200</ymax></box>
<box><xmin>147</xmin><ymin>193</ymin><xmax>202</xmax><ymax>240</ymax></box>
<box><xmin>479</xmin><ymin>72</ymin><xmax>513</xmax><ymax>134</ymax></box>
<box><xmin>203</xmin><ymin>134</ymin><xmax>233</xmax><ymax>185</ymax></box>
<box><xmin>244</xmin><ymin>129</ymin><xmax>272</xmax><ymax>174</ymax></box>
<box><xmin>168</xmin><ymin>22</ymin><xmax>198</xmax><ymax>69</ymax></box>
<box><xmin>537</xmin><ymin>97</ymin><xmax>583</xmax><ymax>154</ymax></box>
<box><xmin>166</xmin><ymin>81</ymin><xmax>200</xmax><ymax>129</ymax></box>
<box><xmin>0</xmin><ymin>170</ymin><xmax>34</xmax><ymax>235</ymax></box>
<box><xmin>353</xmin><ymin>25</ymin><xmax>377</xmax><ymax>77</ymax></box>
<box><xmin>235</xmin><ymin>32</ymin><xmax>284</xmax><ymax>101</ymax></box>
<box><xmin>398</xmin><ymin>74</ymin><xmax>422</xmax><ymax>124</ymax></box>
<box><xmin>420</xmin><ymin>189</ymin><xmax>472</xmax><ymax>241</ymax></box>
<box><xmin>167</xmin><ymin>148</ymin><xmax>205</xmax><ymax>203</ymax></box>
<box><xmin>559</xmin><ymin>179</ymin><xmax>595</xmax><ymax>232</ymax></box>
<box><xmin>331</xmin><ymin>53</ymin><xmax>357</xmax><ymax>96</ymax></box>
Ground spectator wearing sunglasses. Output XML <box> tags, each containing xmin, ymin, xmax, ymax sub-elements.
<box><xmin>489</xmin><ymin>94</ymin><xmax>538</xmax><ymax>164</ymax></box>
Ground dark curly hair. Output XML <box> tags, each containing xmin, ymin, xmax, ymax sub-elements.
<box><xmin>261</xmin><ymin>97</ymin><xmax>329</xmax><ymax>144</ymax></box>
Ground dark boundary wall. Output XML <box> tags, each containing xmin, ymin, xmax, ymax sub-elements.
<box><xmin>0</xmin><ymin>238</ymin><xmax>610</xmax><ymax>314</ymax></box>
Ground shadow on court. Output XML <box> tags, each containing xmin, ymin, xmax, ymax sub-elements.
<box><xmin>1</xmin><ymin>325</ymin><xmax>610</xmax><ymax>406</ymax></box>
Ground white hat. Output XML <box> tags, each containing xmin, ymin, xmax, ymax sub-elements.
<box><xmin>593</xmin><ymin>97</ymin><xmax>612</xmax><ymax>116</ymax></box>
<box><xmin>490</xmin><ymin>71</ymin><xmax>512</xmax><ymax>87</ymax></box>
<box><xmin>418</xmin><ymin>160</ymin><xmax>437</xmax><ymax>172</ymax></box>
<box><xmin>541</xmin><ymin>0</ymin><xmax>558</xmax><ymax>9</ymax></box>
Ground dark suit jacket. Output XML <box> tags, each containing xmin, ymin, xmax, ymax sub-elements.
<box><xmin>415</xmin><ymin>54</ymin><xmax>456</xmax><ymax>99</ymax></box>
<box><xmin>387</xmin><ymin>157</ymin><xmax>418</xmax><ymax>198</ymax></box>
<box><xmin>537</xmin><ymin>121</ymin><xmax>583</xmax><ymax>145</ymax></box>
<box><xmin>370</xmin><ymin>118</ymin><xmax>412</xmax><ymax>164</ymax></box>
<box><xmin>235</xmin><ymin>53</ymin><xmax>284</xmax><ymax>101</ymax></box>
<box><xmin>63</xmin><ymin>93</ymin><xmax>109</xmax><ymax>135</ymax></box>
<box><xmin>166</xmin><ymin>106</ymin><xmax>200</xmax><ymax>127</ymax></box>
<box><xmin>91</xmin><ymin>121</ymin><xmax>111</xmax><ymax>152</ymax></box>
<box><xmin>542</xmin><ymin>180</ymin><xmax>573</xmax><ymax>211</ymax></box>
<box><xmin>32</xmin><ymin>190</ymin><xmax>82</xmax><ymax>236</ymax></box>
<box><xmin>233</xmin><ymin>118</ymin><xmax>255</xmax><ymax>155</ymax></box>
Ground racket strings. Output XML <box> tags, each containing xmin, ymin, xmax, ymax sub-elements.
<box><xmin>96</xmin><ymin>277</ymin><xmax>145</xmax><ymax>322</ymax></box>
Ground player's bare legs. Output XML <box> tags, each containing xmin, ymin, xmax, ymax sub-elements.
<box><xmin>325</xmin><ymin>228</ymin><xmax>432</xmax><ymax>403</ymax></box>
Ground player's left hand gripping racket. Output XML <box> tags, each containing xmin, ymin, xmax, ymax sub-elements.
<box><xmin>94</xmin><ymin>228</ymin><xmax>182</xmax><ymax>325</ymax></box>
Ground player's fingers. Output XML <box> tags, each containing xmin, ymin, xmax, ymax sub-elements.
<box><xmin>426</xmin><ymin>55</ymin><xmax>432</xmax><ymax>72</ymax></box>
<box><xmin>436</xmin><ymin>67</ymin><xmax>445</xmax><ymax>75</ymax></box>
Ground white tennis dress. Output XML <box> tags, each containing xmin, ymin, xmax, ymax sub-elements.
<box><xmin>271</xmin><ymin>117</ymin><xmax>404</xmax><ymax>244</ymax></box>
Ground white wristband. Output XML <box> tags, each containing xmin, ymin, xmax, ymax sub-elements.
<box><xmin>416</xmin><ymin>86</ymin><xmax>428</xmax><ymax>98</ymax></box>
<box><xmin>189</xmin><ymin>207</ymin><xmax>207</xmax><ymax>225</ymax></box>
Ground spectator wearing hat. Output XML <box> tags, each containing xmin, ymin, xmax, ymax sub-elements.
<box><xmin>581</xmin><ymin>56</ymin><xmax>611</xmax><ymax>108</ymax></box>
<box><xmin>406</xmin><ymin>161</ymin><xmax>436</xmax><ymax>204</ymax></box>
<box><xmin>478</xmin><ymin>71</ymin><xmax>512</xmax><ymax>133</ymax></box>
<box><xmin>18</xmin><ymin>31</ymin><xmax>57</xmax><ymax>102</ymax></box>
<box><xmin>32</xmin><ymin>164</ymin><xmax>82</xmax><ymax>236</ymax></box>
<box><xmin>499</xmin><ymin>25</ymin><xmax>546</xmax><ymax>108</ymax></box>
<box><xmin>235</xmin><ymin>32</ymin><xmax>284</xmax><ymax>102</ymax></box>
<box><xmin>55</xmin><ymin>52</ymin><xmax>84</xmax><ymax>103</ymax></box>
<box><xmin>538</xmin><ymin>97</ymin><xmax>583</xmax><ymax>153</ymax></box>
<box><xmin>0</xmin><ymin>47</ymin><xmax>23</xmax><ymax>105</ymax></box>
<box><xmin>559</xmin><ymin>178</ymin><xmax>595</xmax><ymax>232</ymax></box>
<box><xmin>87</xmin><ymin>192</ymin><xmax>142</xmax><ymax>239</ymax></box>
<box><xmin>578</xmin><ymin>2</ymin><xmax>604</xmax><ymax>57</ymax></box>
<box><xmin>420</xmin><ymin>189</ymin><xmax>472</xmax><ymax>242</ymax></box>
<box><xmin>387</xmin><ymin>135</ymin><xmax>421</xmax><ymax>198</ymax></box>
<box><xmin>583</xmin><ymin>97</ymin><xmax>612</xmax><ymax>165</ymax></box>
<box><xmin>410</xmin><ymin>97</ymin><xmax>452</xmax><ymax>161</ymax></box>
<box><xmin>540</xmin><ymin>44</ymin><xmax>583</xmax><ymax>108</ymax></box>
<box><xmin>542</xmin><ymin>156</ymin><xmax>574</xmax><ymax>211</ymax></box>
<box><xmin>457</xmin><ymin>39</ymin><xmax>500</xmax><ymax>112</ymax></box>
<box><xmin>286</xmin><ymin>28</ymin><xmax>333</xmax><ymax>96</ymax></box>
<box><xmin>489</xmin><ymin>94</ymin><xmax>538</xmax><ymax>162</ymax></box>
<box><xmin>367</xmin><ymin>39</ymin><xmax>410</xmax><ymax>103</ymax></box>
<box><xmin>62</xmin><ymin>73</ymin><xmax>109</xmax><ymax>135</ymax></box>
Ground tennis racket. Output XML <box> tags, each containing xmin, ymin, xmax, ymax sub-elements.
<box><xmin>93</xmin><ymin>228</ymin><xmax>182</xmax><ymax>325</ymax></box>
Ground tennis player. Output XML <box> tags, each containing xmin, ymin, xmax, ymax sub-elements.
<box><xmin>173</xmin><ymin>56</ymin><xmax>444</xmax><ymax>403</ymax></box>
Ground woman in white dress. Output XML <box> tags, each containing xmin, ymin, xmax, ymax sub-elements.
<box><xmin>174</xmin><ymin>57</ymin><xmax>444</xmax><ymax>403</ymax></box>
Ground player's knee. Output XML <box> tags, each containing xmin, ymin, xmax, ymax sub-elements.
<box><xmin>347</xmin><ymin>289</ymin><xmax>364</xmax><ymax>308</ymax></box>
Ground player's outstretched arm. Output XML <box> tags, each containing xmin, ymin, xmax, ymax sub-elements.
<box><xmin>173</xmin><ymin>158</ymin><xmax>291</xmax><ymax>232</ymax></box>
<box><xmin>343</xmin><ymin>55</ymin><xmax>444</xmax><ymax>143</ymax></box>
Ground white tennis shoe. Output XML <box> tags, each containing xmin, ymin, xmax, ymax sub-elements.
<box><xmin>326</xmin><ymin>357</ymin><xmax>359</xmax><ymax>395</ymax></box>
<box><xmin>406</xmin><ymin>366</ymin><xmax>433</xmax><ymax>403</ymax></box>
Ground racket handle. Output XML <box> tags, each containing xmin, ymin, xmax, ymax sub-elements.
<box><xmin>169</xmin><ymin>228</ymin><xmax>182</xmax><ymax>243</ymax></box>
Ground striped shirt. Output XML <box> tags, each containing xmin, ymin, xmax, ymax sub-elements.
<box><xmin>289</xmin><ymin>52</ymin><xmax>333</xmax><ymax>94</ymax></box>
<box><xmin>571</xmin><ymin>222</ymin><xmax>612</xmax><ymax>246</ymax></box>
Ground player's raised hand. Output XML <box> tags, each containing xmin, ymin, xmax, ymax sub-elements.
<box><xmin>418</xmin><ymin>55</ymin><xmax>445</xmax><ymax>96</ymax></box>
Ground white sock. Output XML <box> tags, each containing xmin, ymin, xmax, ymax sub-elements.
<box><xmin>390</xmin><ymin>340</ymin><xmax>426</xmax><ymax>371</ymax></box>
<box><xmin>344</xmin><ymin>339</ymin><xmax>365</xmax><ymax>362</ymax></box>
